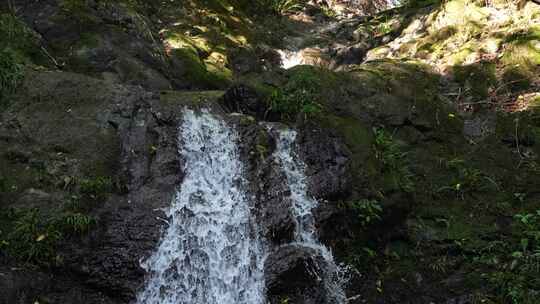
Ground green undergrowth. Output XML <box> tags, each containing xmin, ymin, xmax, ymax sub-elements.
<box><xmin>0</xmin><ymin>13</ymin><xmax>41</xmax><ymax>105</ymax></box>
<box><xmin>0</xmin><ymin>175</ymin><xmax>113</xmax><ymax>265</ymax></box>
<box><xmin>0</xmin><ymin>208</ymin><xmax>96</xmax><ymax>265</ymax></box>
<box><xmin>268</xmin><ymin>66</ymin><xmax>327</xmax><ymax>120</ymax></box>
<box><xmin>373</xmin><ymin>128</ymin><xmax>415</xmax><ymax>193</ymax></box>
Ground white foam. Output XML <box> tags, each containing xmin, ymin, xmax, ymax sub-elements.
<box><xmin>137</xmin><ymin>109</ymin><xmax>265</xmax><ymax>304</ymax></box>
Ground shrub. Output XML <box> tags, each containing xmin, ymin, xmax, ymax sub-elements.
<box><xmin>255</xmin><ymin>0</ymin><xmax>307</xmax><ymax>15</ymax></box>
<box><xmin>351</xmin><ymin>199</ymin><xmax>383</xmax><ymax>227</ymax></box>
<box><xmin>79</xmin><ymin>176</ymin><xmax>113</xmax><ymax>199</ymax></box>
<box><xmin>269</xmin><ymin>68</ymin><xmax>323</xmax><ymax>121</ymax></box>
<box><xmin>3</xmin><ymin>209</ymin><xmax>62</xmax><ymax>264</ymax></box>
<box><xmin>0</xmin><ymin>48</ymin><xmax>24</xmax><ymax>103</ymax></box>
<box><xmin>0</xmin><ymin>13</ymin><xmax>37</xmax><ymax>104</ymax></box>
<box><xmin>373</xmin><ymin>128</ymin><xmax>414</xmax><ymax>192</ymax></box>
<box><xmin>1</xmin><ymin>208</ymin><xmax>97</xmax><ymax>265</ymax></box>
<box><xmin>489</xmin><ymin>209</ymin><xmax>540</xmax><ymax>304</ymax></box>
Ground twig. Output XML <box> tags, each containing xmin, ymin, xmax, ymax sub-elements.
<box><xmin>40</xmin><ymin>46</ymin><xmax>63</xmax><ymax>68</ymax></box>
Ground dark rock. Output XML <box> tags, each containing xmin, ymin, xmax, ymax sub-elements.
<box><xmin>335</xmin><ymin>42</ymin><xmax>370</xmax><ymax>65</ymax></box>
<box><xmin>220</xmin><ymin>85</ymin><xmax>270</xmax><ymax>119</ymax></box>
<box><xmin>256</xmin><ymin>161</ymin><xmax>296</xmax><ymax>244</ymax></box>
<box><xmin>297</xmin><ymin>122</ymin><xmax>351</xmax><ymax>202</ymax></box>
<box><xmin>233</xmin><ymin>119</ymin><xmax>296</xmax><ymax>245</ymax></box>
<box><xmin>265</xmin><ymin>244</ymin><xmax>328</xmax><ymax>304</ymax></box>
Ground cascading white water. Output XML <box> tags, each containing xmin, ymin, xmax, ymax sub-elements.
<box><xmin>273</xmin><ymin>128</ymin><xmax>347</xmax><ymax>303</ymax></box>
<box><xmin>137</xmin><ymin>109</ymin><xmax>265</xmax><ymax>304</ymax></box>
<box><xmin>278</xmin><ymin>49</ymin><xmax>305</xmax><ymax>69</ymax></box>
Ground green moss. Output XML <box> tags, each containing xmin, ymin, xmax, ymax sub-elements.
<box><xmin>317</xmin><ymin>114</ymin><xmax>376</xmax><ymax>192</ymax></box>
<box><xmin>501</xmin><ymin>27</ymin><xmax>540</xmax><ymax>92</ymax></box>
<box><xmin>170</xmin><ymin>48</ymin><xmax>231</xmax><ymax>89</ymax></box>
<box><xmin>417</xmin><ymin>26</ymin><xmax>458</xmax><ymax>53</ymax></box>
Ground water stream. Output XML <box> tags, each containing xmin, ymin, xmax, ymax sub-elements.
<box><xmin>278</xmin><ymin>49</ymin><xmax>306</xmax><ymax>69</ymax></box>
<box><xmin>136</xmin><ymin>109</ymin><xmax>265</xmax><ymax>304</ymax></box>
<box><xmin>273</xmin><ymin>127</ymin><xmax>347</xmax><ymax>304</ymax></box>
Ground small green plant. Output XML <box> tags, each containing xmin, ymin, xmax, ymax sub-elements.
<box><xmin>351</xmin><ymin>199</ymin><xmax>383</xmax><ymax>227</ymax></box>
<box><xmin>488</xmin><ymin>209</ymin><xmax>540</xmax><ymax>303</ymax></box>
<box><xmin>257</xmin><ymin>0</ymin><xmax>307</xmax><ymax>15</ymax></box>
<box><xmin>0</xmin><ymin>13</ymin><xmax>36</xmax><ymax>50</ymax></box>
<box><xmin>514</xmin><ymin>210</ymin><xmax>540</xmax><ymax>257</ymax></box>
<box><xmin>4</xmin><ymin>209</ymin><xmax>62</xmax><ymax>264</ymax></box>
<box><xmin>269</xmin><ymin>69</ymin><xmax>323</xmax><ymax>121</ymax></box>
<box><xmin>0</xmin><ymin>13</ymin><xmax>37</xmax><ymax>104</ymax></box>
<box><xmin>429</xmin><ymin>255</ymin><xmax>451</xmax><ymax>274</ymax></box>
<box><xmin>373</xmin><ymin>128</ymin><xmax>414</xmax><ymax>192</ymax></box>
<box><xmin>79</xmin><ymin>176</ymin><xmax>113</xmax><ymax>200</ymax></box>
<box><xmin>437</xmin><ymin>158</ymin><xmax>498</xmax><ymax>199</ymax></box>
<box><xmin>58</xmin><ymin>212</ymin><xmax>96</xmax><ymax>234</ymax></box>
<box><xmin>1</xmin><ymin>207</ymin><xmax>96</xmax><ymax>264</ymax></box>
<box><xmin>0</xmin><ymin>48</ymin><xmax>24</xmax><ymax>103</ymax></box>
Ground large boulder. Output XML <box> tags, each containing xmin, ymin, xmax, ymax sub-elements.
<box><xmin>264</xmin><ymin>244</ymin><xmax>328</xmax><ymax>304</ymax></box>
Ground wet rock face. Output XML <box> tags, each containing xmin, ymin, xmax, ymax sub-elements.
<box><xmin>232</xmin><ymin>118</ymin><xmax>296</xmax><ymax>246</ymax></box>
<box><xmin>297</xmin><ymin>123</ymin><xmax>352</xmax><ymax>202</ymax></box>
<box><xmin>256</xmin><ymin>162</ymin><xmax>296</xmax><ymax>245</ymax></box>
<box><xmin>265</xmin><ymin>244</ymin><xmax>328</xmax><ymax>304</ymax></box>
<box><xmin>221</xmin><ymin>85</ymin><xmax>270</xmax><ymax>119</ymax></box>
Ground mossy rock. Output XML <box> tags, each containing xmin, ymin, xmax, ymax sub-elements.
<box><xmin>453</xmin><ymin>61</ymin><xmax>497</xmax><ymax>100</ymax></box>
<box><xmin>501</xmin><ymin>27</ymin><xmax>540</xmax><ymax>92</ymax></box>
<box><xmin>170</xmin><ymin>48</ymin><xmax>232</xmax><ymax>89</ymax></box>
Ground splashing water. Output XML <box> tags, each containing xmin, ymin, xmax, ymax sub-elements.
<box><xmin>137</xmin><ymin>109</ymin><xmax>265</xmax><ymax>304</ymax></box>
<box><xmin>278</xmin><ymin>49</ymin><xmax>305</xmax><ymax>69</ymax></box>
<box><xmin>273</xmin><ymin>128</ymin><xmax>348</xmax><ymax>303</ymax></box>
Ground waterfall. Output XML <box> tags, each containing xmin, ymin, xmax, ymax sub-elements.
<box><xmin>273</xmin><ymin>127</ymin><xmax>347</xmax><ymax>304</ymax></box>
<box><xmin>136</xmin><ymin>109</ymin><xmax>265</xmax><ymax>304</ymax></box>
<box><xmin>278</xmin><ymin>49</ymin><xmax>305</xmax><ymax>69</ymax></box>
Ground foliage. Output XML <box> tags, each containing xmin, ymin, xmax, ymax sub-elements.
<box><xmin>57</xmin><ymin>212</ymin><xmax>96</xmax><ymax>234</ymax></box>
<box><xmin>373</xmin><ymin>128</ymin><xmax>414</xmax><ymax>192</ymax></box>
<box><xmin>485</xmin><ymin>209</ymin><xmax>540</xmax><ymax>304</ymax></box>
<box><xmin>513</xmin><ymin>210</ymin><xmax>540</xmax><ymax>259</ymax></box>
<box><xmin>0</xmin><ymin>13</ymin><xmax>32</xmax><ymax>103</ymax></box>
<box><xmin>1</xmin><ymin>209</ymin><xmax>61</xmax><ymax>264</ymax></box>
<box><xmin>0</xmin><ymin>208</ymin><xmax>96</xmax><ymax>265</ymax></box>
<box><xmin>79</xmin><ymin>176</ymin><xmax>113</xmax><ymax>200</ymax></box>
<box><xmin>437</xmin><ymin>158</ymin><xmax>498</xmax><ymax>199</ymax></box>
<box><xmin>255</xmin><ymin>0</ymin><xmax>307</xmax><ymax>15</ymax></box>
<box><xmin>0</xmin><ymin>13</ymin><xmax>36</xmax><ymax>52</ymax></box>
<box><xmin>0</xmin><ymin>48</ymin><xmax>24</xmax><ymax>103</ymax></box>
<box><xmin>351</xmin><ymin>199</ymin><xmax>383</xmax><ymax>227</ymax></box>
<box><xmin>269</xmin><ymin>68</ymin><xmax>323</xmax><ymax>121</ymax></box>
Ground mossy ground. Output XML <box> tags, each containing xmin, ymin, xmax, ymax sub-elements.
<box><xmin>364</xmin><ymin>0</ymin><xmax>540</xmax><ymax>110</ymax></box>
